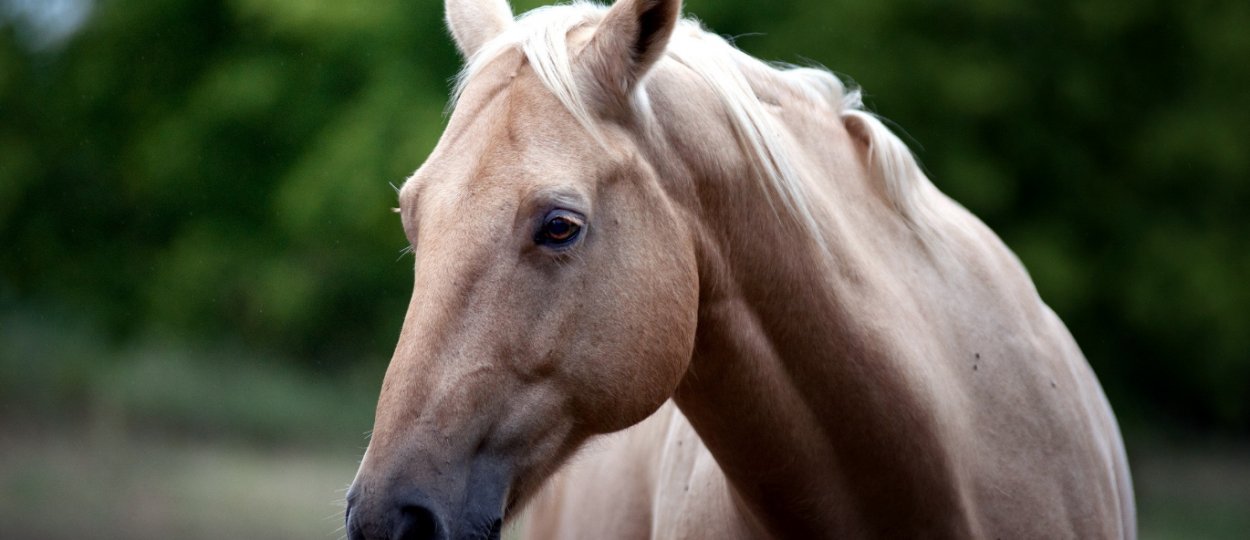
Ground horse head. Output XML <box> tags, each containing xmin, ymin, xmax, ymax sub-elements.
<box><xmin>346</xmin><ymin>1</ymin><xmax>698</xmax><ymax>539</ymax></box>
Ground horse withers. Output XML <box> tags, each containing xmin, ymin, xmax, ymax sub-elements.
<box><xmin>345</xmin><ymin>1</ymin><xmax>1136</xmax><ymax>538</ymax></box>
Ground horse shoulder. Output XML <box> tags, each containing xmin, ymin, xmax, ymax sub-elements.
<box><xmin>921</xmin><ymin>197</ymin><xmax>1135</xmax><ymax>538</ymax></box>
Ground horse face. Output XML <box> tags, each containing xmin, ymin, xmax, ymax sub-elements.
<box><xmin>346</xmin><ymin>40</ymin><xmax>697</xmax><ymax>540</ymax></box>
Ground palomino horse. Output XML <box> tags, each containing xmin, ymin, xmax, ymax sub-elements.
<box><xmin>346</xmin><ymin>0</ymin><xmax>1136</xmax><ymax>538</ymax></box>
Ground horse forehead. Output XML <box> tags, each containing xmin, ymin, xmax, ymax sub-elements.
<box><xmin>446</xmin><ymin>52</ymin><xmax>578</xmax><ymax>151</ymax></box>
<box><xmin>405</xmin><ymin>71</ymin><xmax>599</xmax><ymax>206</ymax></box>
<box><xmin>402</xmin><ymin>110</ymin><xmax>518</xmax><ymax>207</ymax></box>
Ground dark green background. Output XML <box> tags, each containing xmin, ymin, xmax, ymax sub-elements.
<box><xmin>1</xmin><ymin>0</ymin><xmax>1248</xmax><ymax>538</ymax></box>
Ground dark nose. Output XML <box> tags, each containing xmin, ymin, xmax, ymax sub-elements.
<box><xmin>346</xmin><ymin>489</ymin><xmax>447</xmax><ymax>540</ymax></box>
<box><xmin>396</xmin><ymin>502</ymin><xmax>442</xmax><ymax>540</ymax></box>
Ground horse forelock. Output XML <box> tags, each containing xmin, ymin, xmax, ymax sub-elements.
<box><xmin>449</xmin><ymin>1</ymin><xmax>939</xmax><ymax>239</ymax></box>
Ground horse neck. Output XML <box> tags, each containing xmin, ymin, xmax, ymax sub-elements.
<box><xmin>645</xmin><ymin>74</ymin><xmax>968</xmax><ymax>536</ymax></box>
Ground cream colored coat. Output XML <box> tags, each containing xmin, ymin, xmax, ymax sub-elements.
<box><xmin>346</xmin><ymin>1</ymin><xmax>1135</xmax><ymax>539</ymax></box>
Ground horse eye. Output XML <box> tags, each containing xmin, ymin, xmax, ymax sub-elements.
<box><xmin>536</xmin><ymin>211</ymin><xmax>583</xmax><ymax>248</ymax></box>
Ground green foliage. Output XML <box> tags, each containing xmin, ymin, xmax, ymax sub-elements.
<box><xmin>1</xmin><ymin>0</ymin><xmax>1247</xmax><ymax>433</ymax></box>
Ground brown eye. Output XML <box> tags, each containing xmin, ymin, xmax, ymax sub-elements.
<box><xmin>536</xmin><ymin>211</ymin><xmax>584</xmax><ymax>247</ymax></box>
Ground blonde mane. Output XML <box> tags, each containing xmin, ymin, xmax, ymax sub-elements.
<box><xmin>453</xmin><ymin>1</ymin><xmax>936</xmax><ymax>234</ymax></box>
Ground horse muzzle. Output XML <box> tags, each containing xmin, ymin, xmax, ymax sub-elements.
<box><xmin>346</xmin><ymin>458</ymin><xmax>509</xmax><ymax>540</ymax></box>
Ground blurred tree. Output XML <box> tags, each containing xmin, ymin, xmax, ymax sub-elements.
<box><xmin>1</xmin><ymin>0</ymin><xmax>1247</xmax><ymax>432</ymax></box>
<box><xmin>1</xmin><ymin>0</ymin><xmax>455</xmax><ymax>363</ymax></box>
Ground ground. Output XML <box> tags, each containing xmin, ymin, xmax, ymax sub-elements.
<box><xmin>0</xmin><ymin>421</ymin><xmax>1246</xmax><ymax>539</ymax></box>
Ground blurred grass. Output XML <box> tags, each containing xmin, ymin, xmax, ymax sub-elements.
<box><xmin>3</xmin><ymin>309</ymin><xmax>1249</xmax><ymax>538</ymax></box>
<box><xmin>0</xmin><ymin>306</ymin><xmax>382</xmax><ymax>446</ymax></box>
<box><xmin>0</xmin><ymin>421</ymin><xmax>1246</xmax><ymax>539</ymax></box>
<box><xmin>0</xmin><ymin>305</ymin><xmax>379</xmax><ymax>539</ymax></box>
<box><xmin>0</xmin><ymin>423</ymin><xmax>359</xmax><ymax>540</ymax></box>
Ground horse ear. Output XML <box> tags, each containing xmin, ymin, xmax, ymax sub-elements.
<box><xmin>581</xmin><ymin>0</ymin><xmax>681</xmax><ymax>105</ymax></box>
<box><xmin>446</xmin><ymin>0</ymin><xmax>514</xmax><ymax>59</ymax></box>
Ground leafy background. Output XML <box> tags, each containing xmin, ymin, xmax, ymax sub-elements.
<box><xmin>1</xmin><ymin>0</ymin><xmax>1247</xmax><ymax>538</ymax></box>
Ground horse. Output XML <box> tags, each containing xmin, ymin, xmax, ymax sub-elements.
<box><xmin>345</xmin><ymin>0</ymin><xmax>1136</xmax><ymax>538</ymax></box>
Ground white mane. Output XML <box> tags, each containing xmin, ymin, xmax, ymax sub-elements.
<box><xmin>453</xmin><ymin>2</ymin><xmax>937</xmax><ymax>235</ymax></box>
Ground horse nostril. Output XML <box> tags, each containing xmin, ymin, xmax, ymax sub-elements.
<box><xmin>397</xmin><ymin>502</ymin><xmax>443</xmax><ymax>540</ymax></box>
<box><xmin>344</xmin><ymin>504</ymin><xmax>367</xmax><ymax>540</ymax></box>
